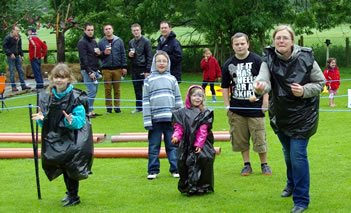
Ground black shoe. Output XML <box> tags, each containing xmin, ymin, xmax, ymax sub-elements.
<box><xmin>281</xmin><ymin>186</ymin><xmax>293</xmax><ymax>197</ymax></box>
<box><xmin>61</xmin><ymin>193</ymin><xmax>69</xmax><ymax>202</ymax></box>
<box><xmin>106</xmin><ymin>109</ymin><xmax>112</xmax><ymax>114</ymax></box>
<box><xmin>22</xmin><ymin>86</ymin><xmax>31</xmax><ymax>90</ymax></box>
<box><xmin>114</xmin><ymin>108</ymin><xmax>121</xmax><ymax>113</ymax></box>
<box><xmin>291</xmin><ymin>206</ymin><xmax>307</xmax><ymax>213</ymax></box>
<box><xmin>12</xmin><ymin>87</ymin><xmax>19</xmax><ymax>92</ymax></box>
<box><xmin>63</xmin><ymin>196</ymin><xmax>80</xmax><ymax>207</ymax></box>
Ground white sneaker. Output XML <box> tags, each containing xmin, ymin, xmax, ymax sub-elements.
<box><xmin>172</xmin><ymin>173</ymin><xmax>180</xmax><ymax>178</ymax></box>
<box><xmin>130</xmin><ymin>109</ymin><xmax>142</xmax><ymax>114</ymax></box>
<box><xmin>147</xmin><ymin>173</ymin><xmax>158</xmax><ymax>180</ymax></box>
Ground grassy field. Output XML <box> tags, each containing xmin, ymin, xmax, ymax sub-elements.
<box><xmin>0</xmin><ymin>69</ymin><xmax>351</xmax><ymax>212</ymax></box>
<box><xmin>301</xmin><ymin>24</ymin><xmax>351</xmax><ymax>47</ymax></box>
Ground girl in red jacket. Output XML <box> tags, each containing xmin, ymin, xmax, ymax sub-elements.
<box><xmin>324</xmin><ymin>58</ymin><xmax>340</xmax><ymax>107</ymax></box>
<box><xmin>200</xmin><ymin>48</ymin><xmax>221</xmax><ymax>101</ymax></box>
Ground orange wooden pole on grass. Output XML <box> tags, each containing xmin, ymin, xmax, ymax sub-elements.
<box><xmin>0</xmin><ymin>147</ymin><xmax>221</xmax><ymax>159</ymax></box>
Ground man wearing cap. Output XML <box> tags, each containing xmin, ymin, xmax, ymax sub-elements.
<box><xmin>2</xmin><ymin>26</ymin><xmax>31</xmax><ymax>92</ymax></box>
<box><xmin>27</xmin><ymin>27</ymin><xmax>47</xmax><ymax>90</ymax></box>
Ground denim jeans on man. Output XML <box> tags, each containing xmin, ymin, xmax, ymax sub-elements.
<box><xmin>7</xmin><ymin>56</ymin><xmax>26</xmax><ymax>88</ymax></box>
<box><xmin>31</xmin><ymin>58</ymin><xmax>44</xmax><ymax>89</ymax></box>
<box><xmin>148</xmin><ymin>122</ymin><xmax>178</xmax><ymax>174</ymax></box>
<box><xmin>277</xmin><ymin>132</ymin><xmax>310</xmax><ymax>208</ymax></box>
<box><xmin>81</xmin><ymin>70</ymin><xmax>99</xmax><ymax>112</ymax></box>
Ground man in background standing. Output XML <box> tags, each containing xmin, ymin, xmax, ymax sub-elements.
<box><xmin>2</xmin><ymin>26</ymin><xmax>31</xmax><ymax>92</ymax></box>
<box><xmin>98</xmin><ymin>24</ymin><xmax>127</xmax><ymax>114</ymax></box>
<box><xmin>78</xmin><ymin>23</ymin><xmax>101</xmax><ymax>118</ymax></box>
<box><xmin>128</xmin><ymin>23</ymin><xmax>152</xmax><ymax>113</ymax></box>
<box><xmin>156</xmin><ymin>21</ymin><xmax>183</xmax><ymax>82</ymax></box>
<box><xmin>27</xmin><ymin>27</ymin><xmax>47</xmax><ymax>91</ymax></box>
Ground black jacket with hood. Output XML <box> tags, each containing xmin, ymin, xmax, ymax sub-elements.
<box><xmin>157</xmin><ymin>31</ymin><xmax>183</xmax><ymax>82</ymax></box>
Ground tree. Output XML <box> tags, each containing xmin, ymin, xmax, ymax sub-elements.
<box><xmin>293</xmin><ymin>0</ymin><xmax>351</xmax><ymax>34</ymax></box>
<box><xmin>0</xmin><ymin>0</ymin><xmax>45</xmax><ymax>43</ymax></box>
<box><xmin>193</xmin><ymin>0</ymin><xmax>294</xmax><ymax>62</ymax></box>
<box><xmin>43</xmin><ymin>0</ymin><xmax>82</xmax><ymax>62</ymax></box>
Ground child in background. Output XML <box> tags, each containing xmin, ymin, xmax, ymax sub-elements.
<box><xmin>200</xmin><ymin>48</ymin><xmax>221</xmax><ymax>101</ymax></box>
<box><xmin>143</xmin><ymin>50</ymin><xmax>183</xmax><ymax>180</ymax></box>
<box><xmin>324</xmin><ymin>58</ymin><xmax>340</xmax><ymax>107</ymax></box>
<box><xmin>32</xmin><ymin>63</ymin><xmax>93</xmax><ymax>207</ymax></box>
<box><xmin>172</xmin><ymin>85</ymin><xmax>215</xmax><ymax>196</ymax></box>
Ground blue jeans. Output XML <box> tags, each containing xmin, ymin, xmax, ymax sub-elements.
<box><xmin>148</xmin><ymin>122</ymin><xmax>178</xmax><ymax>174</ymax></box>
<box><xmin>81</xmin><ymin>70</ymin><xmax>99</xmax><ymax>112</ymax></box>
<box><xmin>277</xmin><ymin>133</ymin><xmax>310</xmax><ymax>208</ymax></box>
<box><xmin>7</xmin><ymin>56</ymin><xmax>26</xmax><ymax>88</ymax></box>
<box><xmin>31</xmin><ymin>59</ymin><xmax>43</xmax><ymax>89</ymax></box>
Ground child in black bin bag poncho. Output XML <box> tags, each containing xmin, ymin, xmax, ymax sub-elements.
<box><xmin>171</xmin><ymin>85</ymin><xmax>216</xmax><ymax>196</ymax></box>
<box><xmin>32</xmin><ymin>63</ymin><xmax>93</xmax><ymax>207</ymax></box>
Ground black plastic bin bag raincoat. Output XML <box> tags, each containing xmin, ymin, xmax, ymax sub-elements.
<box><xmin>39</xmin><ymin>88</ymin><xmax>93</xmax><ymax>181</ymax></box>
<box><xmin>172</xmin><ymin>86</ymin><xmax>215</xmax><ymax>194</ymax></box>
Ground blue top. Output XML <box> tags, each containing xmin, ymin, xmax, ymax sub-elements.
<box><xmin>37</xmin><ymin>84</ymin><xmax>86</xmax><ymax>129</ymax></box>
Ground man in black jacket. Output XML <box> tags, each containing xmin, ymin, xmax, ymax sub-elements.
<box><xmin>128</xmin><ymin>23</ymin><xmax>152</xmax><ymax>113</ymax></box>
<box><xmin>78</xmin><ymin>23</ymin><xmax>101</xmax><ymax>118</ymax></box>
<box><xmin>156</xmin><ymin>21</ymin><xmax>183</xmax><ymax>82</ymax></box>
<box><xmin>2</xmin><ymin>26</ymin><xmax>31</xmax><ymax>92</ymax></box>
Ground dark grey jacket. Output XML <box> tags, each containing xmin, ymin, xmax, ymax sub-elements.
<box><xmin>98</xmin><ymin>35</ymin><xmax>127</xmax><ymax>69</ymax></box>
<box><xmin>2</xmin><ymin>34</ymin><xmax>24</xmax><ymax>57</ymax></box>
<box><xmin>128</xmin><ymin>36</ymin><xmax>152</xmax><ymax>72</ymax></box>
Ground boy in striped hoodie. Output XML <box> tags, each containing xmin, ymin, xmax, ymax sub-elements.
<box><xmin>143</xmin><ymin>50</ymin><xmax>183</xmax><ymax>179</ymax></box>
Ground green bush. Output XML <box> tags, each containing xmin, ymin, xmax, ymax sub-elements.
<box><xmin>181</xmin><ymin>46</ymin><xmax>204</xmax><ymax>73</ymax></box>
<box><xmin>311</xmin><ymin>44</ymin><xmax>349</xmax><ymax>67</ymax></box>
<box><xmin>65</xmin><ymin>51</ymin><xmax>80</xmax><ymax>63</ymax></box>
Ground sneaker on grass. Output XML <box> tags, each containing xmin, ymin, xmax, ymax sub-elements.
<box><xmin>240</xmin><ymin>165</ymin><xmax>253</xmax><ymax>176</ymax></box>
<box><xmin>147</xmin><ymin>173</ymin><xmax>158</xmax><ymax>180</ymax></box>
<box><xmin>172</xmin><ymin>173</ymin><xmax>180</xmax><ymax>178</ymax></box>
<box><xmin>261</xmin><ymin>164</ymin><xmax>272</xmax><ymax>176</ymax></box>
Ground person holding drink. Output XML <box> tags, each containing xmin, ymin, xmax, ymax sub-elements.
<box><xmin>98</xmin><ymin>24</ymin><xmax>127</xmax><ymax>114</ymax></box>
<box><xmin>128</xmin><ymin>23</ymin><xmax>153</xmax><ymax>113</ymax></box>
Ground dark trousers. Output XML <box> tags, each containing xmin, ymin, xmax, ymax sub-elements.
<box><xmin>30</xmin><ymin>58</ymin><xmax>44</xmax><ymax>89</ymax></box>
<box><xmin>63</xmin><ymin>170</ymin><xmax>79</xmax><ymax>197</ymax></box>
<box><xmin>202</xmin><ymin>81</ymin><xmax>216</xmax><ymax>95</ymax></box>
<box><xmin>132</xmin><ymin>67</ymin><xmax>146</xmax><ymax>110</ymax></box>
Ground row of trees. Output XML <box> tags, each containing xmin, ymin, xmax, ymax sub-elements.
<box><xmin>1</xmin><ymin>0</ymin><xmax>351</xmax><ymax>63</ymax></box>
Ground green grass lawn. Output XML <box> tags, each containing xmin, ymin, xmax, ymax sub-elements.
<box><xmin>0</xmin><ymin>70</ymin><xmax>351</xmax><ymax>212</ymax></box>
<box><xmin>301</xmin><ymin>24</ymin><xmax>351</xmax><ymax>47</ymax></box>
